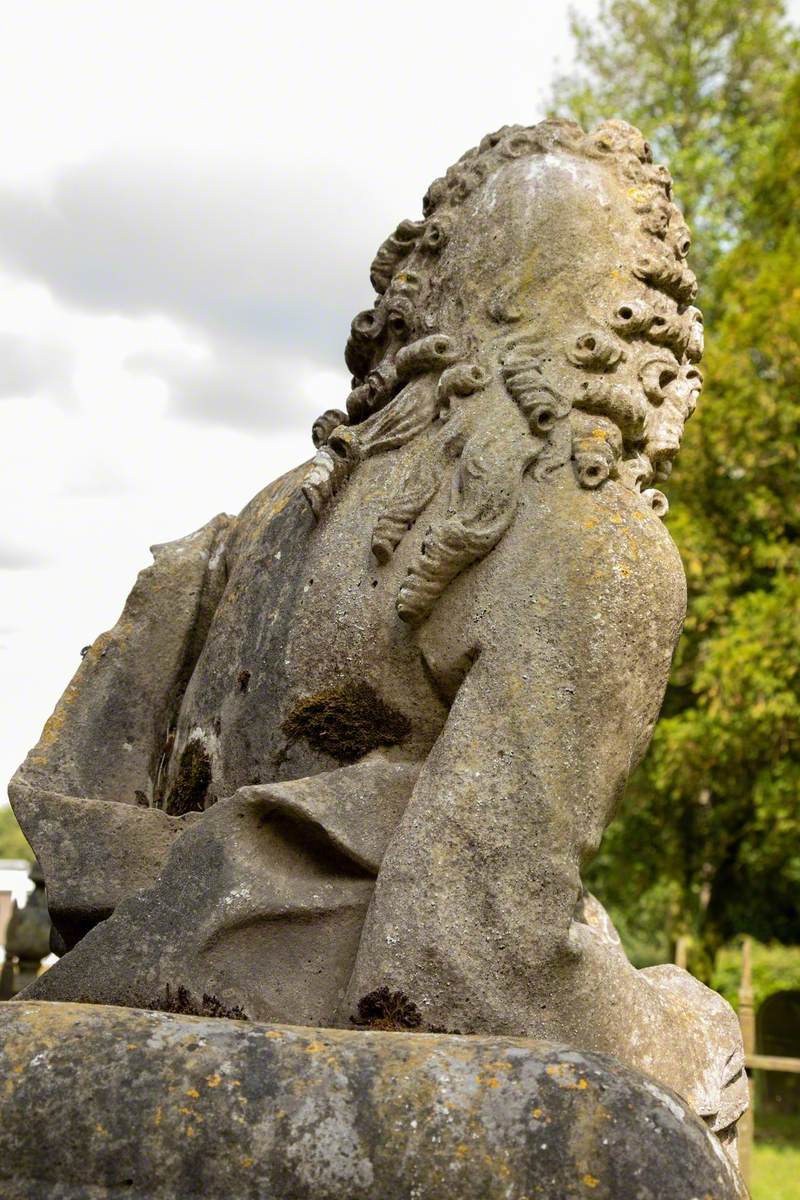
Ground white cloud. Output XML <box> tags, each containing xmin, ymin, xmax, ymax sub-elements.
<box><xmin>0</xmin><ymin>160</ymin><xmax>375</xmax><ymax>365</ymax></box>
<box><xmin>0</xmin><ymin>0</ymin><xmax>600</xmax><ymax>794</ymax></box>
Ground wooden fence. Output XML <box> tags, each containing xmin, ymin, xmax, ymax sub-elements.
<box><xmin>737</xmin><ymin>936</ymin><xmax>800</xmax><ymax>1188</ymax></box>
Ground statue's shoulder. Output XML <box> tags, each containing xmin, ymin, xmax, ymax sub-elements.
<box><xmin>503</xmin><ymin>469</ymin><xmax>685</xmax><ymax>597</ymax></box>
<box><xmin>226</xmin><ymin>458</ymin><xmax>314</xmax><ymax>565</ymax></box>
<box><xmin>431</xmin><ymin>467</ymin><xmax>685</xmax><ymax>635</ymax></box>
<box><xmin>237</xmin><ymin>458</ymin><xmax>312</xmax><ymax>526</ymax></box>
<box><xmin>496</xmin><ymin>471</ymin><xmax>686</xmax><ymax>643</ymax></box>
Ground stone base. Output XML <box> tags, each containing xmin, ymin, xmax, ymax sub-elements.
<box><xmin>0</xmin><ymin>1001</ymin><xmax>745</xmax><ymax>1199</ymax></box>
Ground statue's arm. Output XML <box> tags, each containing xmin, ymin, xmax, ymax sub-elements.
<box><xmin>12</xmin><ymin>513</ymin><xmax>232</xmax><ymax>806</ymax></box>
<box><xmin>342</xmin><ymin>640</ymin><xmax>613</xmax><ymax>1030</ymax></box>
<box><xmin>343</xmin><ymin>495</ymin><xmax>684</xmax><ymax>1032</ymax></box>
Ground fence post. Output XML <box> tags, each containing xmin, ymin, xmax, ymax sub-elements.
<box><xmin>738</xmin><ymin>936</ymin><xmax>755</xmax><ymax>1188</ymax></box>
<box><xmin>675</xmin><ymin>934</ymin><xmax>690</xmax><ymax>971</ymax></box>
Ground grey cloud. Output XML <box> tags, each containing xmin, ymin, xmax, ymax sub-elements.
<box><xmin>0</xmin><ymin>160</ymin><xmax>392</xmax><ymax>367</ymax></box>
<box><xmin>127</xmin><ymin>339</ymin><xmax>347</xmax><ymax>432</ymax></box>
<box><xmin>0</xmin><ymin>541</ymin><xmax>50</xmax><ymax>570</ymax></box>
<box><xmin>0</xmin><ymin>158</ymin><xmax>399</xmax><ymax>430</ymax></box>
<box><xmin>0</xmin><ymin>332</ymin><xmax>73</xmax><ymax>402</ymax></box>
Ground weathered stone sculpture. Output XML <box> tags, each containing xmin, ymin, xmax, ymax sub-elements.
<box><xmin>0</xmin><ymin>863</ymin><xmax>50</xmax><ymax>998</ymax></box>
<box><xmin>8</xmin><ymin>118</ymin><xmax>746</xmax><ymax>1167</ymax></box>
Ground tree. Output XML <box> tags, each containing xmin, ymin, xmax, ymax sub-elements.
<box><xmin>554</xmin><ymin>9</ymin><xmax>800</xmax><ymax>978</ymax></box>
<box><xmin>0</xmin><ymin>804</ymin><xmax>33</xmax><ymax>861</ymax></box>
<box><xmin>551</xmin><ymin>0</ymin><xmax>797</xmax><ymax>284</ymax></box>
<box><xmin>645</xmin><ymin>72</ymin><xmax>800</xmax><ymax>970</ymax></box>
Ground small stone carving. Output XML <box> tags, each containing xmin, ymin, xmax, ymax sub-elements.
<box><xmin>0</xmin><ymin>863</ymin><xmax>51</xmax><ymax>998</ymax></box>
<box><xmin>8</xmin><ymin>117</ymin><xmax>746</xmax><ymax>1160</ymax></box>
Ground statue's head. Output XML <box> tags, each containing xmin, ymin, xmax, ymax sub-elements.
<box><xmin>304</xmin><ymin>119</ymin><xmax>702</xmax><ymax>622</ymax></box>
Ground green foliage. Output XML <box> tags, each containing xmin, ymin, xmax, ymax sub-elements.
<box><xmin>558</xmin><ymin>8</ymin><xmax>800</xmax><ymax>974</ymax></box>
<box><xmin>551</xmin><ymin>0</ymin><xmax>797</xmax><ymax>281</ymax></box>
<box><xmin>0</xmin><ymin>804</ymin><xmax>33</xmax><ymax>862</ymax></box>
<box><xmin>713</xmin><ymin>940</ymin><xmax>800</xmax><ymax>1011</ymax></box>
<box><xmin>634</xmin><ymin>74</ymin><xmax>800</xmax><ymax>967</ymax></box>
<box><xmin>751</xmin><ymin>1111</ymin><xmax>800</xmax><ymax>1200</ymax></box>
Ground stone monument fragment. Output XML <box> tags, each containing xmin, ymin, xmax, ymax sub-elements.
<box><xmin>5</xmin><ymin>117</ymin><xmax>747</xmax><ymax>1193</ymax></box>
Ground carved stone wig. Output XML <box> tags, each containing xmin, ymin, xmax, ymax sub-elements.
<box><xmin>305</xmin><ymin>119</ymin><xmax>703</xmax><ymax>624</ymax></box>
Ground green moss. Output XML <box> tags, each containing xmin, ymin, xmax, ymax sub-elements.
<box><xmin>164</xmin><ymin>740</ymin><xmax>212</xmax><ymax>816</ymax></box>
<box><xmin>283</xmin><ymin>682</ymin><xmax>411</xmax><ymax>764</ymax></box>
<box><xmin>153</xmin><ymin>983</ymin><xmax>248</xmax><ymax>1021</ymax></box>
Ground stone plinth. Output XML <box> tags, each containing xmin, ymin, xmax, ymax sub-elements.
<box><xmin>0</xmin><ymin>1001</ymin><xmax>745</xmax><ymax>1199</ymax></box>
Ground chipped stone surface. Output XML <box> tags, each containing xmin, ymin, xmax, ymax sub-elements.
<box><xmin>0</xmin><ymin>1002</ymin><xmax>746</xmax><ymax>1200</ymax></box>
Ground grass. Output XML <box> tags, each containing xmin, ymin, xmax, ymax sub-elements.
<box><xmin>751</xmin><ymin>1141</ymin><xmax>800</xmax><ymax>1199</ymax></box>
<box><xmin>750</xmin><ymin>1109</ymin><xmax>800</xmax><ymax>1200</ymax></box>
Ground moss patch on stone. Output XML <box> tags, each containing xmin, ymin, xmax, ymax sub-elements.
<box><xmin>282</xmin><ymin>682</ymin><xmax>411</xmax><ymax>764</ymax></box>
<box><xmin>352</xmin><ymin>986</ymin><xmax>423</xmax><ymax>1031</ymax></box>
<box><xmin>154</xmin><ymin>983</ymin><xmax>248</xmax><ymax>1021</ymax></box>
<box><xmin>164</xmin><ymin>740</ymin><xmax>212</xmax><ymax>816</ymax></box>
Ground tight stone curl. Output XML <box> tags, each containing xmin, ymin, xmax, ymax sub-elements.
<box><xmin>302</xmin><ymin>118</ymin><xmax>701</xmax><ymax>625</ymax></box>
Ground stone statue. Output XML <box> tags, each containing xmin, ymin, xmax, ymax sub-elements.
<box><xmin>9</xmin><ymin>119</ymin><xmax>745</xmax><ymax>1149</ymax></box>
<box><xmin>0</xmin><ymin>863</ymin><xmax>51</xmax><ymax>998</ymax></box>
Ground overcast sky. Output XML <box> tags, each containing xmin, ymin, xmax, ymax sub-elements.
<box><xmin>1</xmin><ymin>0</ymin><xmax>603</xmax><ymax>793</ymax></box>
